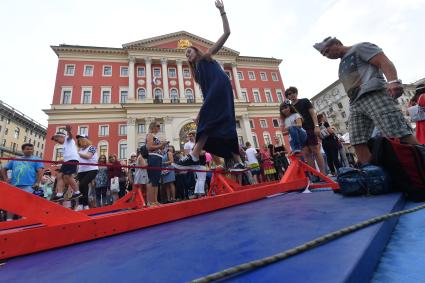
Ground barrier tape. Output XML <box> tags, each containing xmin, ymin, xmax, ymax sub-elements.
<box><xmin>0</xmin><ymin>157</ymin><xmax>249</xmax><ymax>174</ymax></box>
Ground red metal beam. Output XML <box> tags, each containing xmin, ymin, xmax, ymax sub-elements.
<box><xmin>0</xmin><ymin>157</ymin><xmax>338</xmax><ymax>260</ymax></box>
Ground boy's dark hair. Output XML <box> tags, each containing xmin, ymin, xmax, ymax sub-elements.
<box><xmin>245</xmin><ymin>141</ymin><xmax>251</xmax><ymax>147</ymax></box>
<box><xmin>21</xmin><ymin>143</ymin><xmax>34</xmax><ymax>150</ymax></box>
<box><xmin>285</xmin><ymin>86</ymin><xmax>298</xmax><ymax>98</ymax></box>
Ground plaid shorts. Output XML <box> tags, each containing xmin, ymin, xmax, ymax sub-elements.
<box><xmin>349</xmin><ymin>89</ymin><xmax>412</xmax><ymax>145</ymax></box>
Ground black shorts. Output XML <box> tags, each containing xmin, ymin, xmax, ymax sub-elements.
<box><xmin>60</xmin><ymin>160</ymin><xmax>79</xmax><ymax>175</ymax></box>
<box><xmin>147</xmin><ymin>155</ymin><xmax>162</xmax><ymax>187</ymax></box>
<box><xmin>305</xmin><ymin>129</ymin><xmax>319</xmax><ymax>147</ymax></box>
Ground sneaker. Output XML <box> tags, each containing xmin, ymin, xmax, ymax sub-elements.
<box><xmin>51</xmin><ymin>195</ymin><xmax>64</xmax><ymax>202</ymax></box>
<box><xmin>74</xmin><ymin>205</ymin><xmax>83</xmax><ymax>211</ymax></box>
<box><xmin>173</xmin><ymin>155</ymin><xmax>200</xmax><ymax>169</ymax></box>
<box><xmin>229</xmin><ymin>162</ymin><xmax>246</xmax><ymax>172</ymax></box>
<box><xmin>69</xmin><ymin>192</ymin><xmax>82</xmax><ymax>200</ymax></box>
<box><xmin>83</xmin><ymin>205</ymin><xmax>90</xmax><ymax>210</ymax></box>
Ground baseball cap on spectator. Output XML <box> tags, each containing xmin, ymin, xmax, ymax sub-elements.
<box><xmin>76</xmin><ymin>134</ymin><xmax>89</xmax><ymax>139</ymax></box>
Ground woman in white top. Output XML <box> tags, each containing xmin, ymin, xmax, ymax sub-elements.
<box><xmin>76</xmin><ymin>135</ymin><xmax>98</xmax><ymax>210</ymax></box>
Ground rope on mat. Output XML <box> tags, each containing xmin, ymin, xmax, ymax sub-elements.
<box><xmin>191</xmin><ymin>202</ymin><xmax>425</xmax><ymax>283</ymax></box>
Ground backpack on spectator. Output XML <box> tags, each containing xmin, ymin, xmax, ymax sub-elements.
<box><xmin>369</xmin><ymin>137</ymin><xmax>425</xmax><ymax>201</ymax></box>
<box><xmin>139</xmin><ymin>144</ymin><xmax>149</xmax><ymax>159</ymax></box>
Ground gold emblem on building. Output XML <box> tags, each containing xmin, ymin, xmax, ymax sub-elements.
<box><xmin>177</xmin><ymin>39</ymin><xmax>192</xmax><ymax>49</ymax></box>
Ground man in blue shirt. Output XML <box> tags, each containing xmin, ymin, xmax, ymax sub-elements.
<box><xmin>1</xmin><ymin>143</ymin><xmax>44</xmax><ymax>193</ymax></box>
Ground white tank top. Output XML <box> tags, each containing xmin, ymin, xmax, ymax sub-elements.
<box><xmin>63</xmin><ymin>135</ymin><xmax>80</xmax><ymax>161</ymax></box>
<box><xmin>78</xmin><ymin>145</ymin><xmax>99</xmax><ymax>172</ymax></box>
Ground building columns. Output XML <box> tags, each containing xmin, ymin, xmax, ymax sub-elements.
<box><xmin>128</xmin><ymin>56</ymin><xmax>136</xmax><ymax>101</ymax></box>
<box><xmin>176</xmin><ymin>59</ymin><xmax>185</xmax><ymax>102</ymax></box>
<box><xmin>161</xmin><ymin>58</ymin><xmax>170</xmax><ymax>103</ymax></box>
<box><xmin>241</xmin><ymin>114</ymin><xmax>254</xmax><ymax>146</ymax></box>
<box><xmin>232</xmin><ymin>63</ymin><xmax>242</xmax><ymax>102</ymax></box>
<box><xmin>127</xmin><ymin>116</ymin><xmax>136</xmax><ymax>154</ymax></box>
<box><xmin>145</xmin><ymin>57</ymin><xmax>153</xmax><ymax>102</ymax></box>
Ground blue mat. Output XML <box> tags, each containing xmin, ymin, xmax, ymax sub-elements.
<box><xmin>371</xmin><ymin>201</ymin><xmax>425</xmax><ymax>283</ymax></box>
<box><xmin>0</xmin><ymin>191</ymin><xmax>403</xmax><ymax>283</ymax></box>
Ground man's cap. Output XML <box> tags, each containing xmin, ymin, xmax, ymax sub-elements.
<box><xmin>313</xmin><ymin>36</ymin><xmax>337</xmax><ymax>53</ymax></box>
<box><xmin>51</xmin><ymin>132</ymin><xmax>66</xmax><ymax>140</ymax></box>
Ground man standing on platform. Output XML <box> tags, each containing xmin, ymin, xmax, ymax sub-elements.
<box><xmin>313</xmin><ymin>37</ymin><xmax>417</xmax><ymax>164</ymax></box>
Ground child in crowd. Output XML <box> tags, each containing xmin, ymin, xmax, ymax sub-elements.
<box><xmin>280</xmin><ymin>101</ymin><xmax>307</xmax><ymax>153</ymax></box>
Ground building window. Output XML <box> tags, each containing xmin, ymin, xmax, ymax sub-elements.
<box><xmin>237</xmin><ymin>71</ymin><xmax>244</xmax><ymax>80</ymax></box>
<box><xmin>265</xmin><ymin>90</ymin><xmax>273</xmax><ymax>103</ymax></box>
<box><xmin>252</xmin><ymin>135</ymin><xmax>259</xmax><ymax>148</ymax></box>
<box><xmin>78</xmin><ymin>126</ymin><xmax>88</xmax><ymax>136</ymax></box>
<box><xmin>119</xmin><ymin>125</ymin><xmax>127</xmax><ymax>136</ymax></box>
<box><xmin>253</xmin><ymin>90</ymin><xmax>261</xmax><ymax>103</ymax></box>
<box><xmin>14</xmin><ymin>127</ymin><xmax>20</xmax><ymax>139</ymax></box>
<box><xmin>260</xmin><ymin>72</ymin><xmax>268</xmax><ymax>81</ymax></box>
<box><xmin>236</xmin><ymin>120</ymin><xmax>241</xmax><ymax>128</ymax></box>
<box><xmin>153</xmin><ymin>67</ymin><xmax>161</xmax><ymax>77</ymax></box>
<box><xmin>101</xmin><ymin>89</ymin><xmax>111</xmax><ymax>104</ymax></box>
<box><xmin>249</xmin><ymin>120</ymin><xmax>254</xmax><ymax>129</ymax></box>
<box><xmin>99</xmin><ymin>144</ymin><xmax>108</xmax><ymax>157</ymax></box>
<box><xmin>225</xmin><ymin>71</ymin><xmax>232</xmax><ymax>80</ymax></box>
<box><xmin>137</xmin><ymin>67</ymin><xmax>145</xmax><ymax>77</ymax></box>
<box><xmin>276</xmin><ymin>90</ymin><xmax>284</xmax><ymax>103</ymax></box>
<box><xmin>62</xmin><ymin>89</ymin><xmax>72</xmax><ymax>104</ymax></box>
<box><xmin>154</xmin><ymin>89</ymin><xmax>163</xmax><ymax>103</ymax></box>
<box><xmin>276</xmin><ymin>133</ymin><xmax>284</xmax><ymax>145</ymax></box>
<box><xmin>137</xmin><ymin>123</ymin><xmax>145</xmax><ymax>134</ymax></box>
<box><xmin>159</xmin><ymin>123</ymin><xmax>164</xmax><ymax>133</ymax></box>
<box><xmin>260</xmin><ymin>119</ymin><xmax>268</xmax><ymax>128</ymax></box>
<box><xmin>238</xmin><ymin>136</ymin><xmax>244</xmax><ymax>145</ymax></box>
<box><xmin>119</xmin><ymin>142</ymin><xmax>127</xmax><ymax>160</ymax></box>
<box><xmin>103</xmin><ymin>65</ymin><xmax>112</xmax><ymax>76</ymax></box>
<box><xmin>120</xmin><ymin>89</ymin><xmax>128</xmax><ymax>103</ymax></box>
<box><xmin>55</xmin><ymin>147</ymin><xmax>64</xmax><ymax>161</ymax></box>
<box><xmin>84</xmin><ymin>65</ymin><xmax>93</xmax><ymax>76</ymax></box>
<box><xmin>6</xmin><ymin>118</ymin><xmax>10</xmax><ymax>124</ymax></box>
<box><xmin>248</xmin><ymin>71</ymin><xmax>256</xmax><ymax>80</ymax></box>
<box><xmin>170</xmin><ymin>88</ymin><xmax>179</xmax><ymax>103</ymax></box>
<box><xmin>137</xmin><ymin>88</ymin><xmax>146</xmax><ymax>100</ymax></box>
<box><xmin>341</xmin><ymin>111</ymin><xmax>346</xmax><ymax>118</ymax></box>
<box><xmin>338</xmin><ymin>102</ymin><xmax>343</xmax><ymax>109</ymax></box>
<box><xmin>82</xmin><ymin>89</ymin><xmax>92</xmax><ymax>104</ymax></box>
<box><xmin>271</xmin><ymin>72</ymin><xmax>279</xmax><ymax>81</ymax></box>
<box><xmin>64</xmin><ymin>64</ymin><xmax>75</xmax><ymax>76</ymax></box>
<box><xmin>1</xmin><ymin>139</ymin><xmax>6</xmax><ymax>146</ymax></box>
<box><xmin>183</xmin><ymin>69</ymin><xmax>191</xmax><ymax>78</ymax></box>
<box><xmin>99</xmin><ymin>125</ymin><xmax>109</xmax><ymax>136</ymax></box>
<box><xmin>120</xmin><ymin>66</ymin><xmax>129</xmax><ymax>77</ymax></box>
<box><xmin>185</xmin><ymin>89</ymin><xmax>194</xmax><ymax>103</ymax></box>
<box><xmin>264</xmin><ymin>134</ymin><xmax>271</xmax><ymax>145</ymax></box>
<box><xmin>272</xmin><ymin>119</ymin><xmax>280</xmax><ymax>128</ymax></box>
<box><xmin>168</xmin><ymin>68</ymin><xmax>177</xmax><ymax>78</ymax></box>
<box><xmin>241</xmin><ymin>90</ymin><xmax>248</xmax><ymax>102</ymax></box>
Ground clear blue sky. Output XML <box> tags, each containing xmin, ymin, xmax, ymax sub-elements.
<box><xmin>1</xmin><ymin>0</ymin><xmax>424</xmax><ymax>126</ymax></box>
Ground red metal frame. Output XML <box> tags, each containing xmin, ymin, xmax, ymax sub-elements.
<box><xmin>0</xmin><ymin>155</ymin><xmax>338</xmax><ymax>260</ymax></box>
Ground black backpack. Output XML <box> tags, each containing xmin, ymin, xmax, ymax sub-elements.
<box><xmin>140</xmin><ymin>144</ymin><xmax>149</xmax><ymax>159</ymax></box>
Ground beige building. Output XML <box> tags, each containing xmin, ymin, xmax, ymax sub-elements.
<box><xmin>0</xmin><ymin>100</ymin><xmax>47</xmax><ymax>158</ymax></box>
<box><xmin>311</xmin><ymin>78</ymin><xmax>423</xmax><ymax>137</ymax></box>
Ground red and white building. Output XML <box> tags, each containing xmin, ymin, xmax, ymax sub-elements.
<box><xmin>44</xmin><ymin>31</ymin><xmax>288</xmax><ymax>161</ymax></box>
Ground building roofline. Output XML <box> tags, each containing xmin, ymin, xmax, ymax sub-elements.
<box><xmin>310</xmin><ymin>79</ymin><xmax>340</xmax><ymax>101</ymax></box>
<box><xmin>0</xmin><ymin>100</ymin><xmax>47</xmax><ymax>132</ymax></box>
